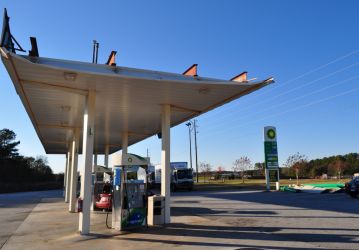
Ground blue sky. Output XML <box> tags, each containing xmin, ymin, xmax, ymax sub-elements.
<box><xmin>0</xmin><ymin>0</ymin><xmax>359</xmax><ymax>173</ymax></box>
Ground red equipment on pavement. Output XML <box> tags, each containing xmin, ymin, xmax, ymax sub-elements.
<box><xmin>76</xmin><ymin>198</ymin><xmax>83</xmax><ymax>212</ymax></box>
<box><xmin>95</xmin><ymin>193</ymin><xmax>112</xmax><ymax>210</ymax></box>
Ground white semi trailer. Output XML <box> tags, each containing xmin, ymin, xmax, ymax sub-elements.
<box><xmin>154</xmin><ymin>162</ymin><xmax>194</xmax><ymax>191</ymax></box>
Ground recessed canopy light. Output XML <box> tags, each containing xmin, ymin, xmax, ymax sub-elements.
<box><xmin>198</xmin><ymin>88</ymin><xmax>210</xmax><ymax>95</ymax></box>
<box><xmin>61</xmin><ymin>105</ymin><xmax>71</xmax><ymax>112</ymax></box>
<box><xmin>64</xmin><ymin>72</ymin><xmax>77</xmax><ymax>81</ymax></box>
<box><xmin>60</xmin><ymin>121</ymin><xmax>68</xmax><ymax>126</ymax></box>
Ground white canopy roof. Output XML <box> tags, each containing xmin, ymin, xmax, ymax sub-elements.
<box><xmin>1</xmin><ymin>48</ymin><xmax>273</xmax><ymax>154</ymax></box>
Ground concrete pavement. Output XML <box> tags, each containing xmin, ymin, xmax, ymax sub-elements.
<box><xmin>0</xmin><ymin>190</ymin><xmax>61</xmax><ymax>249</ymax></box>
<box><xmin>1</xmin><ymin>189</ymin><xmax>359</xmax><ymax>249</ymax></box>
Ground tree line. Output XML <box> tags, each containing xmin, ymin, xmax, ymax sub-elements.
<box><xmin>0</xmin><ymin>128</ymin><xmax>62</xmax><ymax>192</ymax></box>
<box><xmin>199</xmin><ymin>156</ymin><xmax>253</xmax><ymax>183</ymax></box>
<box><xmin>280</xmin><ymin>152</ymin><xmax>359</xmax><ymax>179</ymax></box>
<box><xmin>199</xmin><ymin>152</ymin><xmax>359</xmax><ymax>182</ymax></box>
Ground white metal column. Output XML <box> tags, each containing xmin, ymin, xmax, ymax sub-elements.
<box><xmin>161</xmin><ymin>104</ymin><xmax>171</xmax><ymax>223</ymax></box>
<box><xmin>63</xmin><ymin>154</ymin><xmax>68</xmax><ymax>198</ymax></box>
<box><xmin>122</xmin><ymin>132</ymin><xmax>128</xmax><ymax>156</ymax></box>
<box><xmin>91</xmin><ymin>153</ymin><xmax>98</xmax><ymax>212</ymax></box>
<box><xmin>65</xmin><ymin>149</ymin><xmax>72</xmax><ymax>203</ymax></box>
<box><xmin>91</xmin><ymin>153</ymin><xmax>97</xmax><ymax>210</ymax></box>
<box><xmin>79</xmin><ymin>90</ymin><xmax>96</xmax><ymax>235</ymax></box>
<box><xmin>69</xmin><ymin>130</ymin><xmax>79</xmax><ymax>212</ymax></box>
<box><xmin>94</xmin><ymin>154</ymin><xmax>98</xmax><ymax>169</ymax></box>
<box><xmin>112</xmin><ymin>132</ymin><xmax>128</xmax><ymax>229</ymax></box>
<box><xmin>104</xmin><ymin>145</ymin><xmax>109</xmax><ymax>168</ymax></box>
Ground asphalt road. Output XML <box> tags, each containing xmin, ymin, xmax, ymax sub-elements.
<box><xmin>170</xmin><ymin>188</ymin><xmax>359</xmax><ymax>249</ymax></box>
<box><xmin>0</xmin><ymin>190</ymin><xmax>62</xmax><ymax>249</ymax></box>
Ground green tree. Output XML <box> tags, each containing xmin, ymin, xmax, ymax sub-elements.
<box><xmin>30</xmin><ymin>156</ymin><xmax>53</xmax><ymax>181</ymax></box>
<box><xmin>0</xmin><ymin>129</ymin><xmax>20</xmax><ymax>159</ymax></box>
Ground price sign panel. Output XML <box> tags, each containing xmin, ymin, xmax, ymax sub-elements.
<box><xmin>264</xmin><ymin>126</ymin><xmax>279</xmax><ymax>169</ymax></box>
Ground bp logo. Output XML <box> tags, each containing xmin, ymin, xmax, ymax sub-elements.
<box><xmin>267</xmin><ymin>129</ymin><xmax>276</xmax><ymax>139</ymax></box>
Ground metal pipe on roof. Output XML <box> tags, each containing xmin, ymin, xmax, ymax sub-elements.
<box><xmin>92</xmin><ymin>41</ymin><xmax>96</xmax><ymax>63</ymax></box>
<box><xmin>92</xmin><ymin>40</ymin><xmax>99</xmax><ymax>64</ymax></box>
<box><xmin>95</xmin><ymin>42</ymin><xmax>99</xmax><ymax>64</ymax></box>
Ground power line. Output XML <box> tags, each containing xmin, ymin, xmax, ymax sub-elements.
<box><xmin>201</xmin><ymin>74</ymin><xmax>359</xmax><ymax>135</ymax></box>
<box><xmin>201</xmin><ymin>49</ymin><xmax>359</xmax><ymax>120</ymax></box>
<box><xmin>200</xmin><ymin>83</ymin><xmax>359</xmax><ymax>140</ymax></box>
<box><xmin>250</xmin><ymin>62</ymin><xmax>359</xmax><ymax>107</ymax></box>
<box><xmin>197</xmin><ymin>84</ymin><xmax>359</xmax><ymax>168</ymax></box>
<box><xmin>244</xmin><ymin>49</ymin><xmax>359</xmax><ymax>98</ymax></box>
<box><xmin>198</xmin><ymin>59</ymin><xmax>359</xmax><ymax>132</ymax></box>
<box><xmin>203</xmin><ymin>61</ymin><xmax>359</xmax><ymax>124</ymax></box>
<box><xmin>176</xmin><ymin>50</ymin><xmax>359</xmax><ymax>169</ymax></box>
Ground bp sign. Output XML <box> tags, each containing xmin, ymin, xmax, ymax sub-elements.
<box><xmin>266</xmin><ymin>129</ymin><xmax>276</xmax><ymax>140</ymax></box>
<box><xmin>264</xmin><ymin>126</ymin><xmax>279</xmax><ymax>169</ymax></box>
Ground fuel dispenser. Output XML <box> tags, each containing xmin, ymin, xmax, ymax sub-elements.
<box><xmin>111</xmin><ymin>153</ymin><xmax>149</xmax><ymax>231</ymax></box>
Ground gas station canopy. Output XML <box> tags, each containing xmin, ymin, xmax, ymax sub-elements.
<box><xmin>0</xmin><ymin>8</ymin><xmax>273</xmax><ymax>155</ymax></box>
<box><xmin>0</xmin><ymin>8</ymin><xmax>275</xmax><ymax>234</ymax></box>
<box><xmin>1</xmin><ymin>48</ymin><xmax>273</xmax><ymax>154</ymax></box>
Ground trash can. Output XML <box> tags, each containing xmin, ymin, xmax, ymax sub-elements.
<box><xmin>147</xmin><ymin>195</ymin><xmax>165</xmax><ymax>225</ymax></box>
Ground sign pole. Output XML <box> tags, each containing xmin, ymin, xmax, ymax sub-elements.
<box><xmin>277</xmin><ymin>168</ymin><xmax>280</xmax><ymax>182</ymax></box>
<box><xmin>265</xmin><ymin>168</ymin><xmax>270</xmax><ymax>191</ymax></box>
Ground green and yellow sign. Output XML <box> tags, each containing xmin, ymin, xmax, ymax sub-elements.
<box><xmin>264</xmin><ymin>126</ymin><xmax>279</xmax><ymax>169</ymax></box>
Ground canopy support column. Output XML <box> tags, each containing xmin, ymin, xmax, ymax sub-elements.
<box><xmin>69</xmin><ymin>130</ymin><xmax>79</xmax><ymax>212</ymax></box>
<box><xmin>79</xmin><ymin>90</ymin><xmax>96</xmax><ymax>235</ymax></box>
<box><xmin>112</xmin><ymin>132</ymin><xmax>128</xmax><ymax>229</ymax></box>
<box><xmin>104</xmin><ymin>145</ymin><xmax>109</xmax><ymax>168</ymax></box>
<box><xmin>122</xmin><ymin>132</ymin><xmax>128</xmax><ymax>156</ymax></box>
<box><xmin>94</xmin><ymin>154</ymin><xmax>97</xmax><ymax>169</ymax></box>
<box><xmin>63</xmin><ymin>154</ymin><xmax>68</xmax><ymax>198</ymax></box>
<box><xmin>161</xmin><ymin>104</ymin><xmax>171</xmax><ymax>224</ymax></box>
<box><xmin>65</xmin><ymin>149</ymin><xmax>72</xmax><ymax>203</ymax></box>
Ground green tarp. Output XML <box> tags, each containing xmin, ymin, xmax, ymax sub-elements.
<box><xmin>303</xmin><ymin>183</ymin><xmax>344</xmax><ymax>189</ymax></box>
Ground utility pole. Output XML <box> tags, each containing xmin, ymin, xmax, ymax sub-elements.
<box><xmin>186</xmin><ymin>122</ymin><xmax>193</xmax><ymax>170</ymax></box>
<box><xmin>193</xmin><ymin>119</ymin><xmax>199</xmax><ymax>183</ymax></box>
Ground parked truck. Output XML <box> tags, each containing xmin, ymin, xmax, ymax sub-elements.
<box><xmin>154</xmin><ymin>162</ymin><xmax>194</xmax><ymax>191</ymax></box>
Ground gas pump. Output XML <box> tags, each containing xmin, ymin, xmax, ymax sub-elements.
<box><xmin>112</xmin><ymin>153</ymin><xmax>149</xmax><ymax>231</ymax></box>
